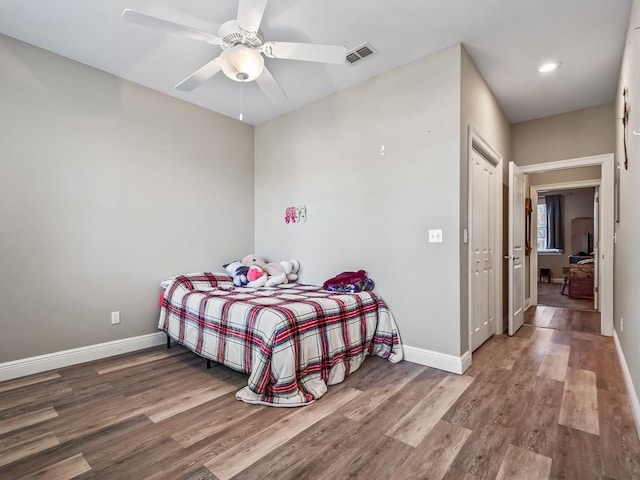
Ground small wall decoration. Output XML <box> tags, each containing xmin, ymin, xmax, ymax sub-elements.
<box><xmin>285</xmin><ymin>207</ymin><xmax>296</xmax><ymax>223</ymax></box>
<box><xmin>623</xmin><ymin>87</ymin><xmax>630</xmax><ymax>170</ymax></box>
<box><xmin>285</xmin><ymin>205</ymin><xmax>307</xmax><ymax>224</ymax></box>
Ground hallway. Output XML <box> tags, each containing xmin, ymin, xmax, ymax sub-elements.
<box><xmin>525</xmin><ymin>304</ymin><xmax>600</xmax><ymax>334</ymax></box>
<box><xmin>468</xmin><ymin>308</ymin><xmax>640</xmax><ymax>478</ymax></box>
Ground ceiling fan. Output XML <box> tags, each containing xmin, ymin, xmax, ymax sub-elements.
<box><xmin>122</xmin><ymin>0</ymin><xmax>347</xmax><ymax>104</ymax></box>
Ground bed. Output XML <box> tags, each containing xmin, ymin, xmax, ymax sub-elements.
<box><xmin>158</xmin><ymin>272</ymin><xmax>403</xmax><ymax>406</ymax></box>
<box><xmin>562</xmin><ymin>258</ymin><xmax>595</xmax><ymax>299</ymax></box>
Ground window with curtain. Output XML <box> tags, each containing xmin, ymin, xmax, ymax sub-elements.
<box><xmin>538</xmin><ymin>196</ymin><xmax>564</xmax><ymax>252</ymax></box>
<box><xmin>540</xmin><ymin>194</ymin><xmax>563</xmax><ymax>252</ymax></box>
<box><xmin>537</xmin><ymin>203</ymin><xmax>549</xmax><ymax>250</ymax></box>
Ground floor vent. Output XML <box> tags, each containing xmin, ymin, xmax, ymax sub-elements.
<box><xmin>345</xmin><ymin>42</ymin><xmax>378</xmax><ymax>65</ymax></box>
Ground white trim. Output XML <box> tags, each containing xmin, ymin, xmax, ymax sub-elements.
<box><xmin>519</xmin><ymin>154</ymin><xmax>611</xmax><ymax>174</ymax></box>
<box><xmin>531</xmin><ymin>179</ymin><xmax>602</xmax><ymax>191</ymax></box>
<box><xmin>519</xmin><ymin>153</ymin><xmax>614</xmax><ymax>336</ymax></box>
<box><xmin>613</xmin><ymin>329</ymin><xmax>640</xmax><ymax>438</ymax></box>
<box><xmin>403</xmin><ymin>345</ymin><xmax>471</xmax><ymax>374</ymax></box>
<box><xmin>0</xmin><ymin>332</ymin><xmax>166</xmax><ymax>382</ymax></box>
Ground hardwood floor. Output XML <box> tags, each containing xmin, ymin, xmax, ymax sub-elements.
<box><xmin>525</xmin><ymin>304</ymin><xmax>601</xmax><ymax>334</ymax></box>
<box><xmin>536</xmin><ymin>282</ymin><xmax>594</xmax><ymax>311</ymax></box>
<box><xmin>1</xmin><ymin>316</ymin><xmax>639</xmax><ymax>479</ymax></box>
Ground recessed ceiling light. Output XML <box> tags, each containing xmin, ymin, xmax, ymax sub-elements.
<box><xmin>538</xmin><ymin>62</ymin><xmax>560</xmax><ymax>73</ymax></box>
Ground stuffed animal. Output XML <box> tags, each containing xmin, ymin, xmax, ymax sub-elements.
<box><xmin>241</xmin><ymin>254</ymin><xmax>301</xmax><ymax>287</ymax></box>
<box><xmin>241</xmin><ymin>254</ymin><xmax>268</xmax><ymax>270</ymax></box>
<box><xmin>223</xmin><ymin>261</ymin><xmax>249</xmax><ymax>287</ymax></box>
<box><xmin>241</xmin><ymin>254</ymin><xmax>287</xmax><ymax>287</ymax></box>
<box><xmin>280</xmin><ymin>260</ymin><xmax>300</xmax><ymax>282</ymax></box>
<box><xmin>246</xmin><ymin>265</ymin><xmax>268</xmax><ymax>288</ymax></box>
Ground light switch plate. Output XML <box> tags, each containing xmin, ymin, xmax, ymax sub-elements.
<box><xmin>429</xmin><ymin>229</ymin><xmax>443</xmax><ymax>243</ymax></box>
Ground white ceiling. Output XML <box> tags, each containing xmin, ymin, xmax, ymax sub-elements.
<box><xmin>0</xmin><ymin>0</ymin><xmax>633</xmax><ymax>125</ymax></box>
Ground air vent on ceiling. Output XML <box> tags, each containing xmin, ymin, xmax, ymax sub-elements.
<box><xmin>345</xmin><ymin>42</ymin><xmax>378</xmax><ymax>65</ymax></box>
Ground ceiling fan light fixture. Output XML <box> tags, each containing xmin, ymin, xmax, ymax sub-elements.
<box><xmin>220</xmin><ymin>45</ymin><xmax>264</xmax><ymax>82</ymax></box>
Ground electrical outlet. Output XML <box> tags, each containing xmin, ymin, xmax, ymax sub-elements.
<box><xmin>620</xmin><ymin>317</ymin><xmax>624</xmax><ymax>333</ymax></box>
<box><xmin>111</xmin><ymin>311</ymin><xmax>121</xmax><ymax>325</ymax></box>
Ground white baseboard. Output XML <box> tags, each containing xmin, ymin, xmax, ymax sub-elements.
<box><xmin>613</xmin><ymin>329</ymin><xmax>640</xmax><ymax>438</ymax></box>
<box><xmin>403</xmin><ymin>345</ymin><xmax>471</xmax><ymax>374</ymax></box>
<box><xmin>0</xmin><ymin>332</ymin><xmax>166</xmax><ymax>382</ymax></box>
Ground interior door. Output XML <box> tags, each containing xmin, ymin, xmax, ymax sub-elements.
<box><xmin>470</xmin><ymin>150</ymin><xmax>496</xmax><ymax>350</ymax></box>
<box><xmin>508</xmin><ymin>161</ymin><xmax>525</xmax><ymax>335</ymax></box>
<box><xmin>593</xmin><ymin>187</ymin><xmax>599</xmax><ymax>310</ymax></box>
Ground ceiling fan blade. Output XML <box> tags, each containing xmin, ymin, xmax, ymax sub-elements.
<box><xmin>122</xmin><ymin>9</ymin><xmax>223</xmax><ymax>45</ymax></box>
<box><xmin>256</xmin><ymin>66</ymin><xmax>287</xmax><ymax>104</ymax></box>
<box><xmin>175</xmin><ymin>57</ymin><xmax>222</xmax><ymax>91</ymax></box>
<box><xmin>263</xmin><ymin>41</ymin><xmax>347</xmax><ymax>64</ymax></box>
<box><xmin>236</xmin><ymin>0</ymin><xmax>268</xmax><ymax>33</ymax></box>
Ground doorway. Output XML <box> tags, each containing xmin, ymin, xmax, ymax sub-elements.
<box><xmin>530</xmin><ymin>182</ymin><xmax>600</xmax><ymax>312</ymax></box>
<box><xmin>518</xmin><ymin>154</ymin><xmax>614</xmax><ymax>337</ymax></box>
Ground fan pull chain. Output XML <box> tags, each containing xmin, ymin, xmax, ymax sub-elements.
<box><xmin>238</xmin><ymin>74</ymin><xmax>248</xmax><ymax>122</ymax></box>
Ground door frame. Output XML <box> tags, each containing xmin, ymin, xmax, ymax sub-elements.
<box><xmin>529</xmin><ymin>179</ymin><xmax>601</xmax><ymax>311</ymax></box>
<box><xmin>467</xmin><ymin>127</ymin><xmax>503</xmax><ymax>354</ymax></box>
<box><xmin>520</xmin><ymin>153</ymin><xmax>614</xmax><ymax>336</ymax></box>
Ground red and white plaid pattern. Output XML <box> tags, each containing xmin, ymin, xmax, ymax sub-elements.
<box><xmin>159</xmin><ymin>272</ymin><xmax>403</xmax><ymax>406</ymax></box>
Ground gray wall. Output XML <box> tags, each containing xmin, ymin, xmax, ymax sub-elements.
<box><xmin>527</xmin><ymin>166</ymin><xmax>602</xmax><ymax>185</ymax></box>
<box><xmin>254</xmin><ymin>44</ymin><xmax>510</xmax><ymax>360</ymax></box>
<box><xmin>512</xmin><ymin>102</ymin><xmax>615</xmax><ymax>166</ymax></box>
<box><xmin>255</xmin><ymin>45</ymin><xmax>463</xmax><ymax>357</ymax></box>
<box><xmin>459</xmin><ymin>47</ymin><xmax>512</xmax><ymax>349</ymax></box>
<box><xmin>0</xmin><ymin>35</ymin><xmax>254</xmax><ymax>362</ymax></box>
<box><xmin>536</xmin><ymin>188</ymin><xmax>596</xmax><ymax>279</ymax></box>
<box><xmin>614</xmin><ymin>0</ymin><xmax>640</xmax><ymax>405</ymax></box>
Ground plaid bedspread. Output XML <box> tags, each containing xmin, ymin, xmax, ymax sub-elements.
<box><xmin>158</xmin><ymin>272</ymin><xmax>403</xmax><ymax>406</ymax></box>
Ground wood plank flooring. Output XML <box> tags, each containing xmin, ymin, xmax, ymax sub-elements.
<box><xmin>1</xmin><ymin>307</ymin><xmax>639</xmax><ymax>479</ymax></box>
<box><xmin>525</xmin><ymin>304</ymin><xmax>600</xmax><ymax>334</ymax></box>
<box><xmin>536</xmin><ymin>282</ymin><xmax>594</xmax><ymax>311</ymax></box>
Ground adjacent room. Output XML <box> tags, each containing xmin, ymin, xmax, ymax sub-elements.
<box><xmin>536</xmin><ymin>187</ymin><xmax>598</xmax><ymax>310</ymax></box>
<box><xmin>1</xmin><ymin>1</ymin><xmax>639</xmax><ymax>478</ymax></box>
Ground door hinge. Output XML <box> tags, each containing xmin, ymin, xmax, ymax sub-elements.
<box><xmin>595</xmin><ymin>286</ymin><xmax>599</xmax><ymax>293</ymax></box>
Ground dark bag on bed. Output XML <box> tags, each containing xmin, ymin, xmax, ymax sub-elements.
<box><xmin>322</xmin><ymin>270</ymin><xmax>375</xmax><ymax>293</ymax></box>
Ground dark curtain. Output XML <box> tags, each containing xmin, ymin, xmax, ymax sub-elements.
<box><xmin>545</xmin><ymin>194</ymin><xmax>563</xmax><ymax>250</ymax></box>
